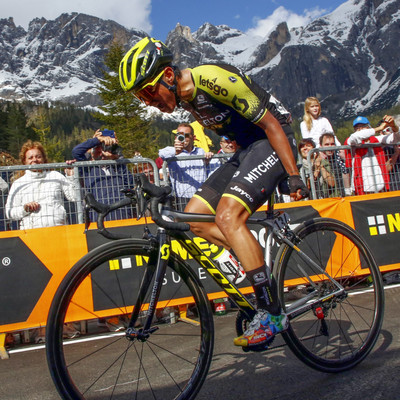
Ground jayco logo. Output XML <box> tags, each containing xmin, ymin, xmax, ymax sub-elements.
<box><xmin>199</xmin><ymin>76</ymin><xmax>228</xmax><ymax>96</ymax></box>
<box><xmin>367</xmin><ymin>213</ymin><xmax>400</xmax><ymax>236</ymax></box>
<box><xmin>230</xmin><ymin>185</ymin><xmax>254</xmax><ymax>202</ymax></box>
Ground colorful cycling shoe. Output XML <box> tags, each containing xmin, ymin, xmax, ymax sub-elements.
<box><xmin>233</xmin><ymin>310</ymin><xmax>288</xmax><ymax>347</ymax></box>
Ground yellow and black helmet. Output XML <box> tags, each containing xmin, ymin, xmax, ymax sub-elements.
<box><xmin>119</xmin><ymin>37</ymin><xmax>173</xmax><ymax>93</ymax></box>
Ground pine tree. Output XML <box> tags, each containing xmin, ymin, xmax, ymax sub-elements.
<box><xmin>93</xmin><ymin>41</ymin><xmax>157</xmax><ymax>158</ymax></box>
<box><xmin>5</xmin><ymin>102</ymin><xmax>36</xmax><ymax>157</ymax></box>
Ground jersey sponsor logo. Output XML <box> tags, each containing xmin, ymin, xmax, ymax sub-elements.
<box><xmin>199</xmin><ymin>110</ymin><xmax>231</xmax><ymax>127</ymax></box>
<box><xmin>197</xmin><ymin>94</ymin><xmax>207</xmax><ymax>104</ymax></box>
<box><xmin>229</xmin><ymin>76</ymin><xmax>237</xmax><ymax>83</ymax></box>
<box><xmin>199</xmin><ymin>76</ymin><xmax>228</xmax><ymax>97</ymax></box>
<box><xmin>230</xmin><ymin>185</ymin><xmax>254</xmax><ymax>203</ymax></box>
<box><xmin>244</xmin><ymin>152</ymin><xmax>280</xmax><ymax>183</ymax></box>
<box><xmin>232</xmin><ymin>95</ymin><xmax>249</xmax><ymax>113</ymax></box>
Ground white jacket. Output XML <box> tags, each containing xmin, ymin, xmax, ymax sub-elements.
<box><xmin>5</xmin><ymin>170</ymin><xmax>78</xmax><ymax>230</ymax></box>
<box><xmin>346</xmin><ymin>127</ymin><xmax>400</xmax><ymax>145</ymax></box>
<box><xmin>300</xmin><ymin>117</ymin><xmax>341</xmax><ymax>147</ymax></box>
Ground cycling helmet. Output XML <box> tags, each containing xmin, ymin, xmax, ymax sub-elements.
<box><xmin>353</xmin><ymin>116</ymin><xmax>370</xmax><ymax>127</ymax></box>
<box><xmin>119</xmin><ymin>37</ymin><xmax>173</xmax><ymax>93</ymax></box>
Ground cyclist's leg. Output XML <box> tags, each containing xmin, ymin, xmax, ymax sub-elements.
<box><xmin>206</xmin><ymin>139</ymin><xmax>293</xmax><ymax>347</ymax></box>
<box><xmin>185</xmin><ymin>197</ymin><xmax>231</xmax><ymax>248</ymax></box>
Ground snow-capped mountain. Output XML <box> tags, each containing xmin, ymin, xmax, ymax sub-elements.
<box><xmin>0</xmin><ymin>0</ymin><xmax>399</xmax><ymax>120</ymax></box>
<box><xmin>0</xmin><ymin>13</ymin><xmax>147</xmax><ymax>106</ymax></box>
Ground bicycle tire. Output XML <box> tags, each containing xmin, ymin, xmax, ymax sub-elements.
<box><xmin>46</xmin><ymin>238</ymin><xmax>214</xmax><ymax>400</ymax></box>
<box><xmin>275</xmin><ymin>218</ymin><xmax>384</xmax><ymax>373</ymax></box>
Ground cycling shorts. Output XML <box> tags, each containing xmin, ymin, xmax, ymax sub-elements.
<box><xmin>194</xmin><ymin>135</ymin><xmax>298</xmax><ymax>214</ymax></box>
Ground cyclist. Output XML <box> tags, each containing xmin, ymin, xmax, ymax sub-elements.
<box><xmin>119</xmin><ymin>37</ymin><xmax>309</xmax><ymax>348</ymax></box>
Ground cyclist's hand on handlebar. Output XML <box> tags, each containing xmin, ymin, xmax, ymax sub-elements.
<box><xmin>288</xmin><ymin>175</ymin><xmax>309</xmax><ymax>201</ymax></box>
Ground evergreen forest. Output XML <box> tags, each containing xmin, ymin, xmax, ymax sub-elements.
<box><xmin>0</xmin><ymin>41</ymin><xmax>398</xmax><ymax>165</ymax></box>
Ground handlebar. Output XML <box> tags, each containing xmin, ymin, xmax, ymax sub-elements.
<box><xmin>84</xmin><ymin>174</ymin><xmax>190</xmax><ymax>240</ymax></box>
<box><xmin>137</xmin><ymin>174</ymin><xmax>191</xmax><ymax>232</ymax></box>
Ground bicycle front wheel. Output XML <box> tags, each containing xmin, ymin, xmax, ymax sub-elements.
<box><xmin>46</xmin><ymin>238</ymin><xmax>214</xmax><ymax>400</ymax></box>
<box><xmin>275</xmin><ymin>218</ymin><xmax>384</xmax><ymax>372</ymax></box>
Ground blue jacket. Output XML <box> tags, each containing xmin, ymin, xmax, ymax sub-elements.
<box><xmin>72</xmin><ymin>139</ymin><xmax>135</xmax><ymax>221</ymax></box>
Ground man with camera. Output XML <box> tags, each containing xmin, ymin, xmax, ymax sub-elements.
<box><xmin>158</xmin><ymin>123</ymin><xmax>213</xmax><ymax>211</ymax></box>
<box><xmin>71</xmin><ymin>129</ymin><xmax>135</xmax><ymax>221</ymax></box>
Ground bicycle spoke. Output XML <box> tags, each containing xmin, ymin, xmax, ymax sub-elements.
<box><xmin>277</xmin><ymin>218</ymin><xmax>384</xmax><ymax>372</ymax></box>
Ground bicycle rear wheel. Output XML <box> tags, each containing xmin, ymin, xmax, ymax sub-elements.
<box><xmin>46</xmin><ymin>238</ymin><xmax>214</xmax><ymax>400</ymax></box>
<box><xmin>275</xmin><ymin>218</ymin><xmax>384</xmax><ymax>372</ymax></box>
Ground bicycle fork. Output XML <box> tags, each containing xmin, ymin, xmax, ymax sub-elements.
<box><xmin>126</xmin><ymin>228</ymin><xmax>170</xmax><ymax>342</ymax></box>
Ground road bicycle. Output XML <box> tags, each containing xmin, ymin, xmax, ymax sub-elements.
<box><xmin>46</xmin><ymin>174</ymin><xmax>384</xmax><ymax>400</ymax></box>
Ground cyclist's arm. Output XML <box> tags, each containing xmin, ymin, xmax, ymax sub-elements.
<box><xmin>256</xmin><ymin>111</ymin><xmax>299</xmax><ymax>176</ymax></box>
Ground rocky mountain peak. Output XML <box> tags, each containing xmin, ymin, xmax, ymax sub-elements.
<box><xmin>0</xmin><ymin>0</ymin><xmax>399</xmax><ymax>120</ymax></box>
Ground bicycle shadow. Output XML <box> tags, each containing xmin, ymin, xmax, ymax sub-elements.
<box><xmin>196</xmin><ymin>315</ymin><xmax>394</xmax><ymax>400</ymax></box>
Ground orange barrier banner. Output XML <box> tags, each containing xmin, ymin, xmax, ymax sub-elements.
<box><xmin>1</xmin><ymin>192</ymin><xmax>399</xmax><ymax>333</ymax></box>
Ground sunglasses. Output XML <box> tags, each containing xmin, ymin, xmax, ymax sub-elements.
<box><xmin>134</xmin><ymin>69</ymin><xmax>165</xmax><ymax>102</ymax></box>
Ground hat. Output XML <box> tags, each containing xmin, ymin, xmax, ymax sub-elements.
<box><xmin>353</xmin><ymin>116</ymin><xmax>370</xmax><ymax>127</ymax></box>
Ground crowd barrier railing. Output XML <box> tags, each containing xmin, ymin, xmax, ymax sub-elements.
<box><xmin>303</xmin><ymin>143</ymin><xmax>400</xmax><ymax>199</ymax></box>
<box><xmin>1</xmin><ymin>144</ymin><xmax>400</xmax><ymax>354</ymax></box>
<box><xmin>0</xmin><ymin>157</ymin><xmax>158</xmax><ymax>231</ymax></box>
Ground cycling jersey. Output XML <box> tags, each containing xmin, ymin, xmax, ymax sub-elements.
<box><xmin>181</xmin><ymin>63</ymin><xmax>297</xmax><ymax>213</ymax></box>
<box><xmin>182</xmin><ymin>64</ymin><xmax>293</xmax><ymax>149</ymax></box>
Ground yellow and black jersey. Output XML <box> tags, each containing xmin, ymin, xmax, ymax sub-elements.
<box><xmin>181</xmin><ymin>64</ymin><xmax>292</xmax><ymax>148</ymax></box>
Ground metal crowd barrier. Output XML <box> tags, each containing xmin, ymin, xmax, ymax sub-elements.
<box><xmin>160</xmin><ymin>153</ymin><xmax>232</xmax><ymax>211</ymax></box>
<box><xmin>1</xmin><ymin>142</ymin><xmax>399</xmax><ymax>231</ymax></box>
<box><xmin>0</xmin><ymin>157</ymin><xmax>158</xmax><ymax>231</ymax></box>
<box><xmin>302</xmin><ymin>143</ymin><xmax>400</xmax><ymax>200</ymax></box>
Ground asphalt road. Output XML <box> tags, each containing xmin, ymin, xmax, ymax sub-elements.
<box><xmin>1</xmin><ymin>284</ymin><xmax>400</xmax><ymax>400</ymax></box>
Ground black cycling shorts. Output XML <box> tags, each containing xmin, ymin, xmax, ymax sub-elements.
<box><xmin>194</xmin><ymin>135</ymin><xmax>298</xmax><ymax>214</ymax></box>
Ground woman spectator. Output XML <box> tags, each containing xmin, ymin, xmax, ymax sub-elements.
<box><xmin>5</xmin><ymin>140</ymin><xmax>78</xmax><ymax>230</ymax></box>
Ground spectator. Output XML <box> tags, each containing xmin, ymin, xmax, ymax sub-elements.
<box><xmin>71</xmin><ymin>129</ymin><xmax>135</xmax><ymax>221</ymax></box>
<box><xmin>344</xmin><ymin>115</ymin><xmax>400</xmax><ymax>195</ymax></box>
<box><xmin>158</xmin><ymin>123</ymin><xmax>213</xmax><ymax>211</ymax></box>
<box><xmin>319</xmin><ymin>133</ymin><xmax>348</xmax><ymax>197</ymax></box>
<box><xmin>298</xmin><ymin>138</ymin><xmax>335</xmax><ymax>198</ymax></box>
<box><xmin>300</xmin><ymin>97</ymin><xmax>351</xmax><ymax>192</ymax></box>
<box><xmin>208</xmin><ymin>136</ymin><xmax>238</xmax><ymax>175</ymax></box>
<box><xmin>5</xmin><ymin>140</ymin><xmax>78</xmax><ymax>230</ymax></box>
<box><xmin>0</xmin><ymin>176</ymin><xmax>7</xmax><ymax>192</ymax></box>
<box><xmin>300</xmin><ymin>97</ymin><xmax>340</xmax><ymax>146</ymax></box>
<box><xmin>378</xmin><ymin>120</ymin><xmax>400</xmax><ymax>191</ymax></box>
<box><xmin>384</xmin><ymin>140</ymin><xmax>400</xmax><ymax>191</ymax></box>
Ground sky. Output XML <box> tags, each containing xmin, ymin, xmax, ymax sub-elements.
<box><xmin>2</xmin><ymin>0</ymin><xmax>347</xmax><ymax>40</ymax></box>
